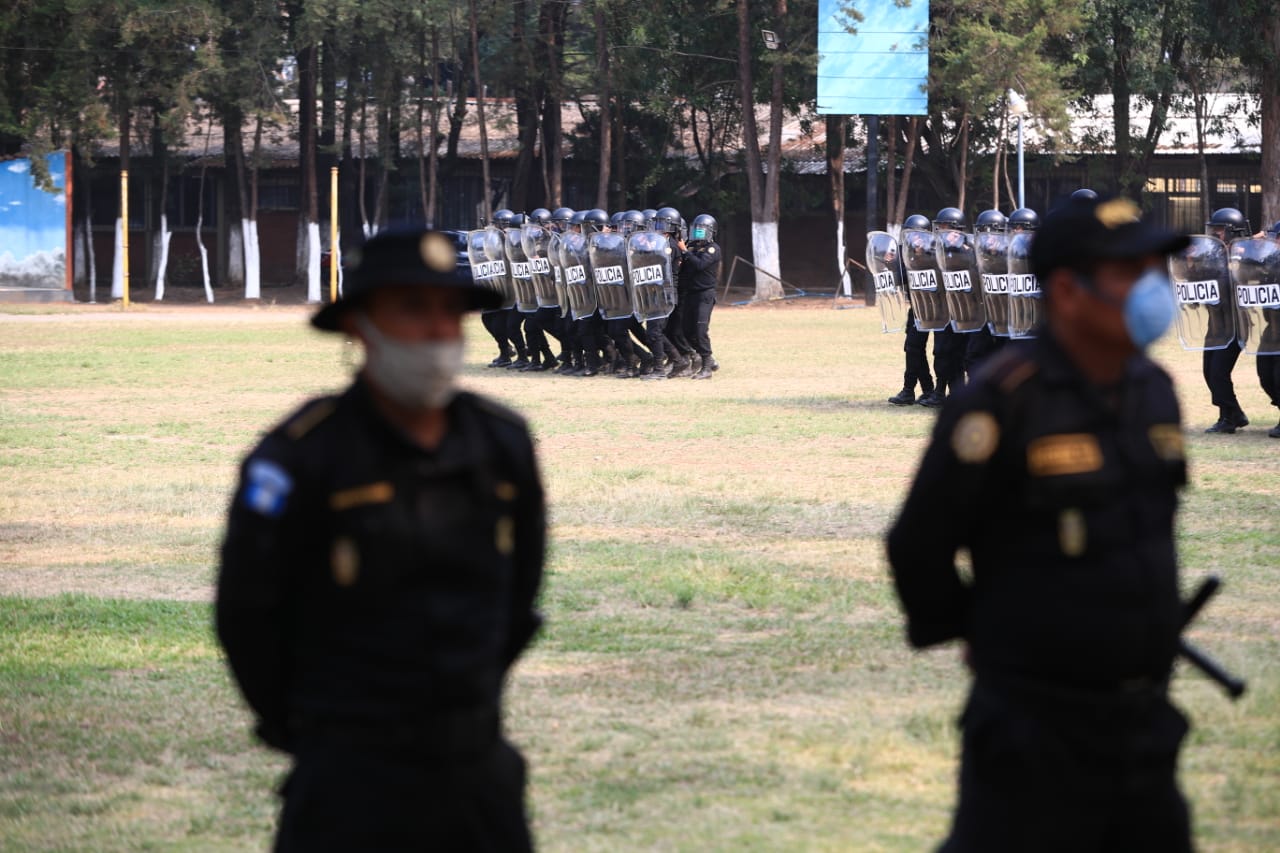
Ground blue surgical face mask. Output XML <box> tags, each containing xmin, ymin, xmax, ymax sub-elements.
<box><xmin>1077</xmin><ymin>266</ymin><xmax>1177</xmax><ymax>350</ymax></box>
<box><xmin>1121</xmin><ymin>268</ymin><xmax>1177</xmax><ymax>349</ymax></box>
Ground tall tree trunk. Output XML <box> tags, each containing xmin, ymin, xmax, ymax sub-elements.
<box><xmin>892</xmin><ymin>117</ymin><xmax>921</xmax><ymax>231</ymax></box>
<box><xmin>511</xmin><ymin>0</ymin><xmax>538</xmax><ymax>210</ymax></box>
<box><xmin>246</xmin><ymin>115</ymin><xmax>263</xmax><ymax>299</ymax></box>
<box><xmin>539</xmin><ymin>0</ymin><xmax>567</xmax><ymax>208</ymax></box>
<box><xmin>956</xmin><ymin>110</ymin><xmax>969</xmax><ymax>211</ymax></box>
<box><xmin>737</xmin><ymin>0</ymin><xmax>785</xmax><ymax>300</ymax></box>
<box><xmin>151</xmin><ymin>115</ymin><xmax>172</xmax><ymax>300</ymax></box>
<box><xmin>299</xmin><ymin>43</ymin><xmax>320</xmax><ymax>300</ymax></box>
<box><xmin>826</xmin><ymin>115</ymin><xmax>849</xmax><ymax>294</ymax></box>
<box><xmin>223</xmin><ymin>105</ymin><xmax>247</xmax><ymax>292</ymax></box>
<box><xmin>1111</xmin><ymin>8</ymin><xmax>1135</xmax><ymax>197</ymax></box>
<box><xmin>1261</xmin><ymin>8</ymin><xmax>1280</xmax><ymax>223</ymax></box>
<box><xmin>469</xmin><ymin>0</ymin><xmax>493</xmax><ymax>222</ymax></box>
<box><xmin>112</xmin><ymin>103</ymin><xmax>131</xmax><ymax>299</ymax></box>
<box><xmin>886</xmin><ymin>115</ymin><xmax>897</xmax><ymax>231</ymax></box>
<box><xmin>594</xmin><ymin>2</ymin><xmax>611</xmax><ymax>210</ymax></box>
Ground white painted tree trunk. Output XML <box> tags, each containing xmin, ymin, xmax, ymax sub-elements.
<box><xmin>244</xmin><ymin>219</ymin><xmax>261</xmax><ymax>299</ymax></box>
<box><xmin>86</xmin><ymin>216</ymin><xmax>98</xmax><ymax>303</ymax></box>
<box><xmin>835</xmin><ymin>219</ymin><xmax>852</xmax><ymax>296</ymax></box>
<box><xmin>153</xmin><ymin>214</ymin><xmax>172</xmax><ymax>301</ymax></box>
<box><xmin>227</xmin><ymin>226</ymin><xmax>245</xmax><ymax>290</ymax></box>
<box><xmin>111</xmin><ymin>218</ymin><xmax>124</xmax><ymax>299</ymax></box>
<box><xmin>306</xmin><ymin>221</ymin><xmax>322</xmax><ymax>302</ymax></box>
<box><xmin>750</xmin><ymin>220</ymin><xmax>784</xmax><ymax>300</ymax></box>
<box><xmin>196</xmin><ymin>223</ymin><xmax>214</xmax><ymax>303</ymax></box>
<box><xmin>73</xmin><ymin>221</ymin><xmax>86</xmax><ymax>286</ymax></box>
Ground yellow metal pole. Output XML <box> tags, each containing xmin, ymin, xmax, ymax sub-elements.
<box><xmin>329</xmin><ymin>166</ymin><xmax>339</xmax><ymax>304</ymax></box>
<box><xmin>121</xmin><ymin>169</ymin><xmax>130</xmax><ymax>307</ymax></box>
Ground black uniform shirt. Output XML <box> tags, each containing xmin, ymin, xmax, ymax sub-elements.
<box><xmin>887</xmin><ymin>336</ymin><xmax>1187</xmax><ymax>690</ymax></box>
<box><xmin>216</xmin><ymin>378</ymin><xmax>545</xmax><ymax>750</ymax></box>
<box><xmin>677</xmin><ymin>241</ymin><xmax>722</xmax><ymax>292</ymax></box>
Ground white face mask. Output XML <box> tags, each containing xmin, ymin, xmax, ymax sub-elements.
<box><xmin>355</xmin><ymin>315</ymin><xmax>464</xmax><ymax>411</ymax></box>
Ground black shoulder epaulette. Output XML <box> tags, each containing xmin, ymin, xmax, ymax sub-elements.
<box><xmin>976</xmin><ymin>346</ymin><xmax>1039</xmax><ymax>395</ymax></box>
<box><xmin>284</xmin><ymin>397</ymin><xmax>338</xmax><ymax>440</ymax></box>
<box><xmin>461</xmin><ymin>391</ymin><xmax>528</xmax><ymax>429</ymax></box>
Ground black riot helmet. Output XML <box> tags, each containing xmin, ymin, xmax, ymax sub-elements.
<box><xmin>974</xmin><ymin>209</ymin><xmax>1008</xmax><ymax>233</ymax></box>
<box><xmin>1070</xmin><ymin>188</ymin><xmax>1099</xmax><ymax>201</ymax></box>
<box><xmin>690</xmin><ymin>214</ymin><xmax>717</xmax><ymax>242</ymax></box>
<box><xmin>507</xmin><ymin>212</ymin><xmax>526</xmax><ymax>228</ymax></box>
<box><xmin>1206</xmin><ymin>207</ymin><xmax>1250</xmax><ymax>241</ymax></box>
<box><xmin>1008</xmin><ymin>207</ymin><xmax>1040</xmax><ymax>232</ymax></box>
<box><xmin>933</xmin><ymin>207</ymin><xmax>967</xmax><ymax>231</ymax></box>
<box><xmin>569</xmin><ymin>210</ymin><xmax>587</xmax><ymax>231</ymax></box>
<box><xmin>903</xmin><ymin>214</ymin><xmax>931</xmax><ymax>231</ymax></box>
<box><xmin>491</xmin><ymin>208</ymin><xmax>514</xmax><ymax>229</ymax></box>
<box><xmin>583</xmin><ymin>208</ymin><xmax>609</xmax><ymax>234</ymax></box>
<box><xmin>643</xmin><ymin>209</ymin><xmax>658</xmax><ymax>230</ymax></box>
<box><xmin>551</xmin><ymin>207</ymin><xmax>574</xmax><ymax>224</ymax></box>
<box><xmin>621</xmin><ymin>210</ymin><xmax>646</xmax><ymax>235</ymax></box>
<box><xmin>528</xmin><ymin>208</ymin><xmax>552</xmax><ymax>226</ymax></box>
<box><xmin>654</xmin><ymin>206</ymin><xmax>682</xmax><ymax>235</ymax></box>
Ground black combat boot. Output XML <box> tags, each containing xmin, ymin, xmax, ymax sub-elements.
<box><xmin>888</xmin><ymin>387</ymin><xmax>915</xmax><ymax>405</ymax></box>
<box><xmin>667</xmin><ymin>356</ymin><xmax>694</xmax><ymax>378</ymax></box>
<box><xmin>1270</xmin><ymin>415</ymin><xmax>1280</xmax><ymax>438</ymax></box>
<box><xmin>691</xmin><ymin>355</ymin><xmax>714</xmax><ymax>379</ymax></box>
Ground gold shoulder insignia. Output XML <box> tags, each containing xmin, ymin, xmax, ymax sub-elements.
<box><xmin>285</xmin><ymin>398</ymin><xmax>337</xmax><ymax>440</ymax></box>
<box><xmin>951</xmin><ymin>411</ymin><xmax>1000</xmax><ymax>464</ymax></box>
<box><xmin>1148</xmin><ymin>424</ymin><xmax>1184</xmax><ymax>461</ymax></box>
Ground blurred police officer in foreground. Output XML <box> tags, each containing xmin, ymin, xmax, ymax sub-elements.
<box><xmin>216</xmin><ymin>225</ymin><xmax>545</xmax><ymax>852</ymax></box>
<box><xmin>888</xmin><ymin>196</ymin><xmax>1194</xmax><ymax>852</ymax></box>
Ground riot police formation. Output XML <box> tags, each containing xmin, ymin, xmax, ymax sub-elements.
<box><xmin>922</xmin><ymin>207</ymin><xmax>974</xmax><ymax>407</ymax></box>
<box><xmin>465</xmin><ymin>204</ymin><xmax>722</xmax><ymax>381</ymax></box>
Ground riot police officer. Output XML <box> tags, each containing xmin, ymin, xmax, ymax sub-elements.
<box><xmin>963</xmin><ymin>209</ymin><xmax>1008</xmax><ymax>374</ymax></box>
<box><xmin>920</xmin><ymin>207</ymin><xmax>970</xmax><ymax>407</ymax></box>
<box><xmin>481</xmin><ymin>208</ymin><xmax>520</xmax><ymax>367</ymax></box>
<box><xmin>1202</xmin><ymin>208</ymin><xmax>1251</xmax><ymax>433</ymax></box>
<box><xmin>1259</xmin><ymin>220</ymin><xmax>1280</xmax><ymax>438</ymax></box>
<box><xmin>889</xmin><ymin>214</ymin><xmax>937</xmax><ymax>405</ymax></box>
<box><xmin>646</xmin><ymin>206</ymin><xmax>694</xmax><ymax>378</ymax></box>
<box><xmin>679</xmin><ymin>213</ymin><xmax>722</xmax><ymax>379</ymax></box>
<box><xmin>217</xmin><ymin>225</ymin><xmax>545</xmax><ymax>851</ymax></box>
<box><xmin>888</xmin><ymin>196</ymin><xmax>1194</xmax><ymax>851</ymax></box>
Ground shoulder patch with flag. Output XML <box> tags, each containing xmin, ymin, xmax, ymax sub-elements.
<box><xmin>243</xmin><ymin>459</ymin><xmax>294</xmax><ymax>518</ymax></box>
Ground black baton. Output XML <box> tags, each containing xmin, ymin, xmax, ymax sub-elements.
<box><xmin>1178</xmin><ymin>575</ymin><xmax>1247</xmax><ymax>701</ymax></box>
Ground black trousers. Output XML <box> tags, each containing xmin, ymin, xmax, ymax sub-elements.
<box><xmin>519</xmin><ymin>309</ymin><xmax>553</xmax><ymax>360</ymax></box>
<box><xmin>941</xmin><ymin>681</ymin><xmax>1192</xmax><ymax>853</ymax></box>
<box><xmin>644</xmin><ymin>316</ymin><xmax>680</xmax><ymax>362</ymax></box>
<box><xmin>481</xmin><ymin>310</ymin><xmax>508</xmax><ymax>354</ymax></box>
<box><xmin>1258</xmin><ymin>353</ymin><xmax>1280</xmax><ymax>409</ymax></box>
<box><xmin>666</xmin><ymin>299</ymin><xmax>695</xmax><ymax>355</ymax></box>
<box><xmin>903</xmin><ymin>308</ymin><xmax>933</xmax><ymax>392</ymax></box>
<box><xmin>963</xmin><ymin>328</ymin><xmax>1005</xmax><ymax>376</ymax></box>
<box><xmin>932</xmin><ymin>327</ymin><xmax>968</xmax><ymax>392</ymax></box>
<box><xmin>275</xmin><ymin>739</ymin><xmax>532</xmax><ymax>853</ymax></box>
<box><xmin>503</xmin><ymin>309</ymin><xmax>527</xmax><ymax>359</ymax></box>
<box><xmin>681</xmin><ymin>289</ymin><xmax>715</xmax><ymax>357</ymax></box>
<box><xmin>1202</xmin><ymin>345</ymin><xmax>1245</xmax><ymax>417</ymax></box>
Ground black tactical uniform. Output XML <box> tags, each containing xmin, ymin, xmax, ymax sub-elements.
<box><xmin>888</xmin><ymin>197</ymin><xmax>1194</xmax><ymax>852</ymax></box>
<box><xmin>678</xmin><ymin>236</ymin><xmax>721</xmax><ymax>377</ymax></box>
<box><xmin>217</xmin><ymin>227</ymin><xmax>544</xmax><ymax>852</ymax></box>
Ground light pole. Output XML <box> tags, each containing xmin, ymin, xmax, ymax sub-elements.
<box><xmin>1008</xmin><ymin>89</ymin><xmax>1028</xmax><ymax>209</ymax></box>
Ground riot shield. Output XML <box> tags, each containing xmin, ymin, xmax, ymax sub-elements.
<box><xmin>548</xmin><ymin>232</ymin><xmax>571</xmax><ymax>318</ymax></box>
<box><xmin>935</xmin><ymin>231</ymin><xmax>987</xmax><ymax>333</ymax></box>
<box><xmin>626</xmin><ymin>230</ymin><xmax>677</xmax><ymax>321</ymax></box>
<box><xmin>1168</xmin><ymin>235</ymin><xmax>1234</xmax><ymax>351</ymax></box>
<box><xmin>478</xmin><ymin>227</ymin><xmax>516</xmax><ymax>310</ymax></box>
<box><xmin>901</xmin><ymin>229</ymin><xmax>949</xmax><ymax>332</ymax></box>
<box><xmin>1229</xmin><ymin>238</ymin><xmax>1280</xmax><ymax>356</ymax></box>
<box><xmin>975</xmin><ymin>231</ymin><xmax>1011</xmax><ymax>337</ymax></box>
<box><xmin>1006</xmin><ymin>231</ymin><xmax>1041</xmax><ymax>339</ymax></box>
<box><xmin>522</xmin><ymin>223</ymin><xmax>558</xmax><ymax>310</ymax></box>
<box><xmin>504</xmin><ymin>227</ymin><xmax>538</xmax><ymax>313</ymax></box>
<box><xmin>558</xmin><ymin>231</ymin><xmax>597</xmax><ymax>320</ymax></box>
<box><xmin>865</xmin><ymin>231</ymin><xmax>908</xmax><ymax>334</ymax></box>
<box><xmin>588</xmin><ymin>231</ymin><xmax>633</xmax><ymax>320</ymax></box>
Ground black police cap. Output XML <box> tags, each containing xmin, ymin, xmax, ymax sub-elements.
<box><xmin>1031</xmin><ymin>196</ymin><xmax>1189</xmax><ymax>283</ymax></box>
<box><xmin>311</xmin><ymin>225</ymin><xmax>502</xmax><ymax>332</ymax></box>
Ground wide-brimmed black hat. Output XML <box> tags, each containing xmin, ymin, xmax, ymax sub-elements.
<box><xmin>1031</xmin><ymin>196</ymin><xmax>1190</xmax><ymax>283</ymax></box>
<box><xmin>311</xmin><ymin>225</ymin><xmax>501</xmax><ymax>332</ymax></box>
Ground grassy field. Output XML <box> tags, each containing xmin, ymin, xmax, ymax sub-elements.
<box><xmin>1</xmin><ymin>300</ymin><xmax>1277</xmax><ymax>851</ymax></box>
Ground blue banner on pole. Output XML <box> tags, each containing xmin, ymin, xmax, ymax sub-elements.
<box><xmin>817</xmin><ymin>0</ymin><xmax>929</xmax><ymax>116</ymax></box>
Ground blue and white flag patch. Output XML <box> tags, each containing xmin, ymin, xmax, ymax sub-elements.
<box><xmin>243</xmin><ymin>459</ymin><xmax>294</xmax><ymax>518</ymax></box>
